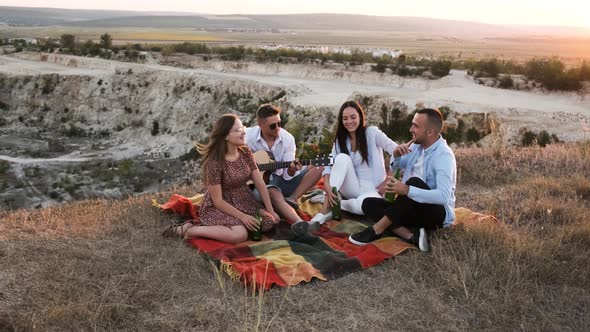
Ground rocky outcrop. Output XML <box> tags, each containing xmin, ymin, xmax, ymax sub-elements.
<box><xmin>0</xmin><ymin>57</ymin><xmax>288</xmax><ymax>159</ymax></box>
<box><xmin>159</xmin><ymin>54</ymin><xmax>433</xmax><ymax>89</ymax></box>
<box><xmin>0</xmin><ymin>53</ymin><xmax>291</xmax><ymax>209</ymax></box>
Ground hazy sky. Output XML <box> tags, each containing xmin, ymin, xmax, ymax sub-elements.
<box><xmin>2</xmin><ymin>0</ymin><xmax>589</xmax><ymax>28</ymax></box>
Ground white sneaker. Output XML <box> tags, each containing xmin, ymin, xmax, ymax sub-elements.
<box><xmin>310</xmin><ymin>211</ymin><xmax>332</xmax><ymax>224</ymax></box>
<box><xmin>417</xmin><ymin>228</ymin><xmax>429</xmax><ymax>252</ymax></box>
<box><xmin>309</xmin><ymin>193</ymin><xmax>325</xmax><ymax>204</ymax></box>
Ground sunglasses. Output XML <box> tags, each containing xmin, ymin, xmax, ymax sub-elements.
<box><xmin>268</xmin><ymin>121</ymin><xmax>282</xmax><ymax>130</ymax></box>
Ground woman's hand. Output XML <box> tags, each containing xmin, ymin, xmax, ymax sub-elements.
<box><xmin>324</xmin><ymin>186</ymin><xmax>337</xmax><ymax>207</ymax></box>
<box><xmin>376</xmin><ymin>177</ymin><xmax>391</xmax><ymax>196</ymax></box>
<box><xmin>240</xmin><ymin>214</ymin><xmax>260</xmax><ymax>231</ymax></box>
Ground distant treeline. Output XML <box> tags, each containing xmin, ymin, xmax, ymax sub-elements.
<box><xmin>150</xmin><ymin>42</ymin><xmax>590</xmax><ymax>90</ymax></box>
<box><xmin>152</xmin><ymin>42</ymin><xmax>453</xmax><ymax>78</ymax></box>
<box><xmin>461</xmin><ymin>58</ymin><xmax>590</xmax><ymax>91</ymax></box>
<box><xmin>5</xmin><ymin>35</ymin><xmax>589</xmax><ymax>91</ymax></box>
<box><xmin>4</xmin><ymin>34</ymin><xmax>151</xmax><ymax>61</ymax></box>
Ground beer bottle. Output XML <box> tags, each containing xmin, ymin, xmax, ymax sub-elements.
<box><xmin>331</xmin><ymin>187</ymin><xmax>342</xmax><ymax>221</ymax></box>
<box><xmin>249</xmin><ymin>208</ymin><xmax>263</xmax><ymax>241</ymax></box>
<box><xmin>384</xmin><ymin>168</ymin><xmax>401</xmax><ymax>204</ymax></box>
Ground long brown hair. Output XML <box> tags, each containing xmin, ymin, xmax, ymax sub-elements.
<box><xmin>334</xmin><ymin>100</ymin><xmax>368</xmax><ymax>163</ymax></box>
<box><xmin>196</xmin><ymin>113</ymin><xmax>239</xmax><ymax>185</ymax></box>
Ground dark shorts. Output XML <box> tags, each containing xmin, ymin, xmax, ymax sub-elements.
<box><xmin>253</xmin><ymin>167</ymin><xmax>308</xmax><ymax>200</ymax></box>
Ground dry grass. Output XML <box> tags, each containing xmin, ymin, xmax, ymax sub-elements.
<box><xmin>0</xmin><ymin>27</ymin><xmax>224</xmax><ymax>43</ymax></box>
<box><xmin>113</xmin><ymin>31</ymin><xmax>224</xmax><ymax>42</ymax></box>
<box><xmin>1</xmin><ymin>143</ymin><xmax>590</xmax><ymax>331</ymax></box>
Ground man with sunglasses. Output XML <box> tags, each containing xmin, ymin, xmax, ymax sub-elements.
<box><xmin>246</xmin><ymin>104</ymin><xmax>323</xmax><ymax>235</ymax></box>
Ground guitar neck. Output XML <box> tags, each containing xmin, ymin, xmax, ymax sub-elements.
<box><xmin>258</xmin><ymin>159</ymin><xmax>315</xmax><ymax>172</ymax></box>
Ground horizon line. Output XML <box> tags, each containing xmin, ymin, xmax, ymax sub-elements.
<box><xmin>2</xmin><ymin>4</ymin><xmax>590</xmax><ymax>31</ymax></box>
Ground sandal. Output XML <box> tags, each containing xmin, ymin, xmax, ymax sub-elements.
<box><xmin>162</xmin><ymin>222</ymin><xmax>196</xmax><ymax>239</ymax></box>
<box><xmin>162</xmin><ymin>224</ymin><xmax>182</xmax><ymax>238</ymax></box>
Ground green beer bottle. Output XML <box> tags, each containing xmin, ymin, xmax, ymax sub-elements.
<box><xmin>384</xmin><ymin>168</ymin><xmax>401</xmax><ymax>204</ymax></box>
<box><xmin>331</xmin><ymin>187</ymin><xmax>342</xmax><ymax>221</ymax></box>
<box><xmin>249</xmin><ymin>208</ymin><xmax>263</xmax><ymax>241</ymax></box>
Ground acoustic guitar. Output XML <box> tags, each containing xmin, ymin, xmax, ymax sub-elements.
<box><xmin>252</xmin><ymin>150</ymin><xmax>333</xmax><ymax>184</ymax></box>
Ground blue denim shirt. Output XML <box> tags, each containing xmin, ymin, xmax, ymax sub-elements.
<box><xmin>391</xmin><ymin>136</ymin><xmax>456</xmax><ymax>227</ymax></box>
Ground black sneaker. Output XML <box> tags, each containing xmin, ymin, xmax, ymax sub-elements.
<box><xmin>410</xmin><ymin>228</ymin><xmax>429</xmax><ymax>252</ymax></box>
<box><xmin>308</xmin><ymin>221</ymin><xmax>321</xmax><ymax>232</ymax></box>
<box><xmin>349</xmin><ymin>227</ymin><xmax>382</xmax><ymax>246</ymax></box>
<box><xmin>290</xmin><ymin>221</ymin><xmax>308</xmax><ymax>236</ymax></box>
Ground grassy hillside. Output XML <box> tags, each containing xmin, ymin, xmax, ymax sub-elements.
<box><xmin>0</xmin><ymin>6</ymin><xmax>148</xmax><ymax>26</ymax></box>
<box><xmin>63</xmin><ymin>14</ymin><xmax>505</xmax><ymax>34</ymax></box>
<box><xmin>1</xmin><ymin>143</ymin><xmax>589</xmax><ymax>330</ymax></box>
<box><xmin>63</xmin><ymin>15</ymin><xmax>271</xmax><ymax>29</ymax></box>
<box><xmin>3</xmin><ymin>6</ymin><xmax>590</xmax><ymax>37</ymax></box>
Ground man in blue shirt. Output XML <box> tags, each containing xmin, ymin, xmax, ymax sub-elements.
<box><xmin>348</xmin><ymin>108</ymin><xmax>457</xmax><ymax>252</ymax></box>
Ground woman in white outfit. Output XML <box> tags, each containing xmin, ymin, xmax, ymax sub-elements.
<box><xmin>311</xmin><ymin>100</ymin><xmax>398</xmax><ymax>224</ymax></box>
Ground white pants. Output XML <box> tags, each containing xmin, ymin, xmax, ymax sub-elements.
<box><xmin>329</xmin><ymin>154</ymin><xmax>381</xmax><ymax>215</ymax></box>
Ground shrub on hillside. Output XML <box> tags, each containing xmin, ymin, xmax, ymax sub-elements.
<box><xmin>498</xmin><ymin>75</ymin><xmax>514</xmax><ymax>89</ymax></box>
<box><xmin>41</xmin><ymin>75</ymin><xmax>56</xmax><ymax>94</ymax></box>
<box><xmin>99</xmin><ymin>33</ymin><xmax>112</xmax><ymax>49</ymax></box>
<box><xmin>61</xmin><ymin>125</ymin><xmax>87</xmax><ymax>137</ymax></box>
<box><xmin>537</xmin><ymin>130</ymin><xmax>552</xmax><ymax>147</ymax></box>
<box><xmin>0</xmin><ymin>160</ymin><xmax>10</xmax><ymax>174</ymax></box>
<box><xmin>465</xmin><ymin>57</ymin><xmax>587</xmax><ymax>92</ymax></box>
<box><xmin>471</xmin><ymin>59</ymin><xmax>501</xmax><ymax>78</ymax></box>
<box><xmin>444</xmin><ymin>124</ymin><xmax>463</xmax><ymax>144</ymax></box>
<box><xmin>525</xmin><ymin>57</ymin><xmax>583</xmax><ymax>91</ymax></box>
<box><xmin>151</xmin><ymin>121</ymin><xmax>160</xmax><ymax>136</ymax></box>
<box><xmin>430</xmin><ymin>60</ymin><xmax>451</xmax><ymax>77</ymax></box>
<box><xmin>60</xmin><ymin>34</ymin><xmax>75</xmax><ymax>50</ymax></box>
<box><xmin>371</xmin><ymin>62</ymin><xmax>388</xmax><ymax>73</ymax></box>
<box><xmin>396</xmin><ymin>65</ymin><xmax>411</xmax><ymax>76</ymax></box>
<box><xmin>521</xmin><ymin>129</ymin><xmax>558</xmax><ymax>147</ymax></box>
<box><xmin>438</xmin><ymin>106</ymin><xmax>451</xmax><ymax>120</ymax></box>
<box><xmin>379</xmin><ymin>104</ymin><xmax>414</xmax><ymax>142</ymax></box>
<box><xmin>521</xmin><ymin>130</ymin><xmax>537</xmax><ymax>146</ymax></box>
<box><xmin>466</xmin><ymin>127</ymin><xmax>481</xmax><ymax>142</ymax></box>
<box><xmin>174</xmin><ymin>42</ymin><xmax>209</xmax><ymax>55</ymax></box>
<box><xmin>579</xmin><ymin>61</ymin><xmax>590</xmax><ymax>81</ymax></box>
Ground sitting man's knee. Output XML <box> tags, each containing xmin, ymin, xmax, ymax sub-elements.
<box><xmin>361</xmin><ymin>197</ymin><xmax>378</xmax><ymax>214</ymax></box>
<box><xmin>406</xmin><ymin>177</ymin><xmax>429</xmax><ymax>189</ymax></box>
<box><xmin>307</xmin><ymin>166</ymin><xmax>322</xmax><ymax>176</ymax></box>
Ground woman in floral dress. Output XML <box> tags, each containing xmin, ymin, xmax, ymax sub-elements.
<box><xmin>169</xmin><ymin>114</ymin><xmax>279</xmax><ymax>243</ymax></box>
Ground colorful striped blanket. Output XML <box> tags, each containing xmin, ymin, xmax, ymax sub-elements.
<box><xmin>154</xmin><ymin>194</ymin><xmax>493</xmax><ymax>289</ymax></box>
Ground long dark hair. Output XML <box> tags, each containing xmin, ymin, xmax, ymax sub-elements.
<box><xmin>196</xmin><ymin>113</ymin><xmax>239</xmax><ymax>185</ymax></box>
<box><xmin>334</xmin><ymin>100</ymin><xmax>368</xmax><ymax>163</ymax></box>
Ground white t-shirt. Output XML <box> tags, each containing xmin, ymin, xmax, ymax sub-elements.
<box><xmin>410</xmin><ymin>150</ymin><xmax>425</xmax><ymax>181</ymax></box>
<box><xmin>351</xmin><ymin>151</ymin><xmax>374</xmax><ymax>191</ymax></box>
